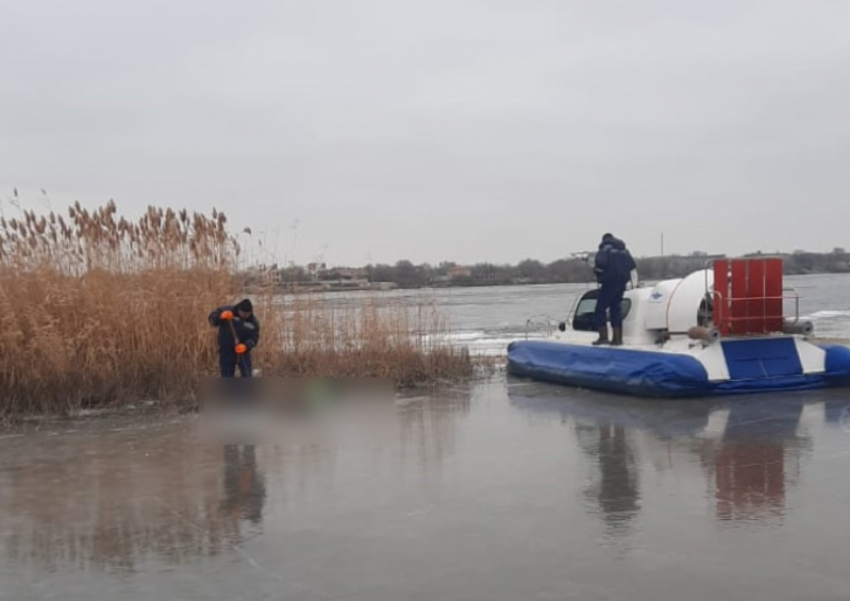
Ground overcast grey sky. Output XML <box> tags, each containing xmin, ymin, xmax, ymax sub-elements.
<box><xmin>2</xmin><ymin>0</ymin><xmax>849</xmax><ymax>267</ymax></box>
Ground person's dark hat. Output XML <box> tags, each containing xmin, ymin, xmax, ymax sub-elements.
<box><xmin>602</xmin><ymin>232</ymin><xmax>614</xmax><ymax>240</ymax></box>
<box><xmin>236</xmin><ymin>298</ymin><xmax>253</xmax><ymax>313</ymax></box>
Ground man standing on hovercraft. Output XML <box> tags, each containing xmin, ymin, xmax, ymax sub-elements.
<box><xmin>592</xmin><ymin>233</ymin><xmax>636</xmax><ymax>346</ymax></box>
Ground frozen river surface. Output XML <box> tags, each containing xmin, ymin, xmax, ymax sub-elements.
<box><xmin>3</xmin><ymin>376</ymin><xmax>850</xmax><ymax>600</ymax></box>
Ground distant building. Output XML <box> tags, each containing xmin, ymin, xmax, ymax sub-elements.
<box><xmin>448</xmin><ymin>266</ymin><xmax>471</xmax><ymax>279</ymax></box>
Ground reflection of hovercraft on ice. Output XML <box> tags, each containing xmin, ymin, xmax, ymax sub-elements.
<box><xmin>508</xmin><ymin>256</ymin><xmax>850</xmax><ymax>398</ymax></box>
<box><xmin>507</xmin><ymin>380</ymin><xmax>810</xmax><ymax>440</ymax></box>
<box><xmin>506</xmin><ymin>381</ymin><xmax>717</xmax><ymax>438</ymax></box>
<box><xmin>508</xmin><ymin>381</ymin><xmax>812</xmax><ymax>524</ymax></box>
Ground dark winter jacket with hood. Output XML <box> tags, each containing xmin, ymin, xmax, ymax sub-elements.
<box><xmin>593</xmin><ymin>234</ymin><xmax>636</xmax><ymax>285</ymax></box>
<box><xmin>208</xmin><ymin>299</ymin><xmax>260</xmax><ymax>354</ymax></box>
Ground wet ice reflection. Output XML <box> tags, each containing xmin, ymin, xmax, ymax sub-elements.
<box><xmin>2</xmin><ymin>380</ymin><xmax>850</xmax><ymax>600</ymax></box>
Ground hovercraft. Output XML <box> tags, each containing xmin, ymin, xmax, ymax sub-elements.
<box><xmin>507</xmin><ymin>257</ymin><xmax>850</xmax><ymax>398</ymax></box>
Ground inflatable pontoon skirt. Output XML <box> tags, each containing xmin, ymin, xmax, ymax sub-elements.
<box><xmin>506</xmin><ymin>338</ymin><xmax>850</xmax><ymax>399</ymax></box>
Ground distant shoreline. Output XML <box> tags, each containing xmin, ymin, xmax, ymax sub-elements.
<box><xmin>250</xmin><ymin>263</ymin><xmax>850</xmax><ymax>294</ymax></box>
<box><xmin>244</xmin><ymin>250</ymin><xmax>850</xmax><ymax>293</ymax></box>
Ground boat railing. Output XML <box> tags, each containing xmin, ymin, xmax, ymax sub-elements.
<box><xmin>709</xmin><ymin>287</ymin><xmax>802</xmax><ymax>335</ymax></box>
<box><xmin>783</xmin><ymin>286</ymin><xmax>800</xmax><ymax>323</ymax></box>
<box><xmin>702</xmin><ymin>256</ymin><xmax>808</xmax><ymax>335</ymax></box>
<box><xmin>524</xmin><ymin>314</ymin><xmax>560</xmax><ymax>339</ymax></box>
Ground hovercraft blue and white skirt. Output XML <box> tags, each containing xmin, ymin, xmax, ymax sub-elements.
<box><xmin>507</xmin><ymin>257</ymin><xmax>850</xmax><ymax>399</ymax></box>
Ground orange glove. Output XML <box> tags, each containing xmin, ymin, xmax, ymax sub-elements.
<box><xmin>235</xmin><ymin>343</ymin><xmax>248</xmax><ymax>354</ymax></box>
<box><xmin>220</xmin><ymin>310</ymin><xmax>234</xmax><ymax>320</ymax></box>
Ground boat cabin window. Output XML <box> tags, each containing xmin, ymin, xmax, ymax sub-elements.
<box><xmin>571</xmin><ymin>289</ymin><xmax>631</xmax><ymax>332</ymax></box>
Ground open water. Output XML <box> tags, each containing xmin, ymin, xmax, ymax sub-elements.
<box><xmin>313</xmin><ymin>272</ymin><xmax>850</xmax><ymax>355</ymax></box>
<box><xmin>2</xmin><ymin>274</ymin><xmax>850</xmax><ymax>600</ymax></box>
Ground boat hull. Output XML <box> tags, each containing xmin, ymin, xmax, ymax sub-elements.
<box><xmin>506</xmin><ymin>338</ymin><xmax>850</xmax><ymax>399</ymax></box>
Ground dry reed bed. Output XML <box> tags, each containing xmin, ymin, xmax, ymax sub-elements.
<box><xmin>0</xmin><ymin>200</ymin><xmax>477</xmax><ymax>420</ymax></box>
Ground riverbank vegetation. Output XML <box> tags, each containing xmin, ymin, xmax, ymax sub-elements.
<box><xmin>0</xmin><ymin>199</ymin><xmax>479</xmax><ymax>421</ymax></box>
<box><xmin>267</xmin><ymin>249</ymin><xmax>850</xmax><ymax>290</ymax></box>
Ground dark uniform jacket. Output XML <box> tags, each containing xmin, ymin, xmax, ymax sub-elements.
<box><xmin>594</xmin><ymin>236</ymin><xmax>636</xmax><ymax>285</ymax></box>
<box><xmin>208</xmin><ymin>305</ymin><xmax>260</xmax><ymax>354</ymax></box>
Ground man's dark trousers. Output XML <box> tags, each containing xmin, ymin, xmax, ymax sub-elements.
<box><xmin>594</xmin><ymin>281</ymin><xmax>626</xmax><ymax>330</ymax></box>
<box><xmin>220</xmin><ymin>350</ymin><xmax>253</xmax><ymax>378</ymax></box>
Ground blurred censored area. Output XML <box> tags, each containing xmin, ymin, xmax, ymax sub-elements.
<box><xmin>198</xmin><ymin>377</ymin><xmax>397</xmax><ymax>443</ymax></box>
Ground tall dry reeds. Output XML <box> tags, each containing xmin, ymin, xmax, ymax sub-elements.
<box><xmin>0</xmin><ymin>198</ymin><xmax>475</xmax><ymax>420</ymax></box>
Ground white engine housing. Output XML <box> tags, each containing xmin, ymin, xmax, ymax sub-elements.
<box><xmin>643</xmin><ymin>269</ymin><xmax>714</xmax><ymax>332</ymax></box>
